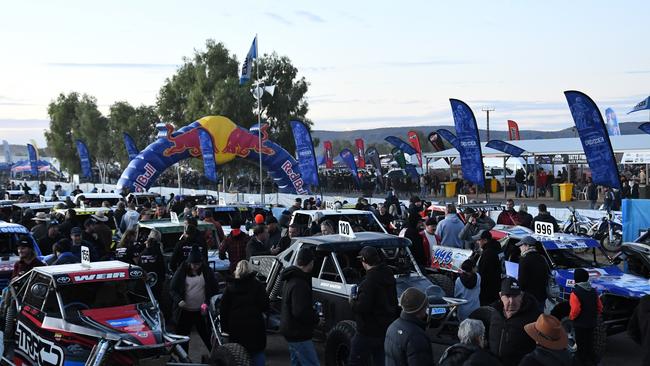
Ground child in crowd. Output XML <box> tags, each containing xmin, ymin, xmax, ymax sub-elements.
<box><xmin>569</xmin><ymin>268</ymin><xmax>603</xmax><ymax>366</ymax></box>
<box><xmin>454</xmin><ymin>260</ymin><xmax>481</xmax><ymax>321</ymax></box>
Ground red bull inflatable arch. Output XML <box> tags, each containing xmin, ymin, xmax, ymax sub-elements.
<box><xmin>116</xmin><ymin>116</ymin><xmax>310</xmax><ymax>194</ymax></box>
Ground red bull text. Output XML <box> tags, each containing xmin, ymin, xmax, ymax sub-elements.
<box><xmin>281</xmin><ymin>160</ymin><xmax>308</xmax><ymax>194</ymax></box>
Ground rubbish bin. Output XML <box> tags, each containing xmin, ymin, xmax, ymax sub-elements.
<box><xmin>559</xmin><ymin>183</ymin><xmax>573</xmax><ymax>202</ymax></box>
<box><xmin>490</xmin><ymin>178</ymin><xmax>498</xmax><ymax>193</ymax></box>
<box><xmin>552</xmin><ymin>184</ymin><xmax>561</xmax><ymax>201</ymax></box>
<box><xmin>444</xmin><ymin>182</ymin><xmax>457</xmax><ymax>198</ymax></box>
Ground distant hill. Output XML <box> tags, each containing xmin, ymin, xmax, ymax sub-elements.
<box><xmin>312</xmin><ymin>121</ymin><xmax>647</xmax><ymax>146</ymax></box>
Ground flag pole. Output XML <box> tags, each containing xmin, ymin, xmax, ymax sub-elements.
<box><xmin>256</xmin><ymin>34</ymin><xmax>264</xmax><ymax>204</ymax></box>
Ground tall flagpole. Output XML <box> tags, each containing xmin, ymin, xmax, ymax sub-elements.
<box><xmin>256</xmin><ymin>35</ymin><xmax>264</xmax><ymax>204</ymax></box>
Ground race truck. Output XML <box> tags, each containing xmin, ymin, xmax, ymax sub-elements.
<box><xmin>289</xmin><ymin>209</ymin><xmax>388</xmax><ymax>237</ymax></box>
<box><xmin>0</xmin><ymin>261</ymin><xmax>192</xmax><ymax>365</ymax></box>
<box><xmin>245</xmin><ymin>230</ymin><xmax>466</xmax><ymax>366</ymax></box>
<box><xmin>126</xmin><ymin>192</ymin><xmax>162</xmax><ymax>208</ymax></box>
<box><xmin>73</xmin><ymin>193</ymin><xmax>123</xmax><ymax>208</ymax></box>
<box><xmin>0</xmin><ymin>221</ymin><xmax>42</xmax><ymax>292</ymax></box>
<box><xmin>195</xmin><ymin>204</ymin><xmax>271</xmax><ymax>236</ymax></box>
<box><xmin>10</xmin><ymin>202</ymin><xmax>64</xmax><ymax>229</ymax></box>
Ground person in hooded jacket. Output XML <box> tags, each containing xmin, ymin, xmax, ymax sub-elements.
<box><xmin>218</xmin><ymin>219</ymin><xmax>250</xmax><ymax>273</ymax></box>
<box><xmin>455</xmin><ymin>260</ymin><xmax>481</xmax><ymax>321</ymax></box>
<box><xmin>170</xmin><ymin>246</ymin><xmax>219</xmax><ymax>353</ymax></box>
<box><xmin>518</xmin><ymin>314</ymin><xmax>572</xmax><ymax>366</ymax></box>
<box><xmin>436</xmin><ymin>203</ymin><xmax>465</xmax><ymax>248</ymax></box>
<box><xmin>569</xmin><ymin>268</ymin><xmax>602</xmax><ymax>366</ymax></box>
<box><xmin>439</xmin><ymin>319</ymin><xmax>502</xmax><ymax>366</ymax></box>
<box><xmin>220</xmin><ymin>260</ymin><xmax>270</xmax><ymax>366</ymax></box>
<box><xmin>516</xmin><ymin>237</ymin><xmax>549</xmax><ymax>310</ymax></box>
<box><xmin>348</xmin><ymin>246</ymin><xmax>398</xmax><ymax>366</ymax></box>
<box><xmin>489</xmin><ymin>278</ymin><xmax>541</xmax><ymax>366</ymax></box>
<box><xmin>628</xmin><ymin>295</ymin><xmax>650</xmax><ymax>366</ymax></box>
<box><xmin>475</xmin><ymin>230</ymin><xmax>502</xmax><ymax>306</ymax></box>
<box><xmin>279</xmin><ymin>248</ymin><xmax>320</xmax><ymax>366</ymax></box>
<box><xmin>532</xmin><ymin>204</ymin><xmax>559</xmax><ymax>232</ymax></box>
<box><xmin>459</xmin><ymin>208</ymin><xmax>493</xmax><ymax>250</ymax></box>
<box><xmin>170</xmin><ymin>224</ymin><xmax>208</xmax><ymax>272</ymax></box>
<box><xmin>403</xmin><ymin>213</ymin><xmax>426</xmax><ymax>267</ymax></box>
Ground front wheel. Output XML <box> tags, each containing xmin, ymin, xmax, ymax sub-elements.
<box><xmin>325</xmin><ymin>320</ymin><xmax>357</xmax><ymax>366</ymax></box>
<box><xmin>601</xmin><ymin>232</ymin><xmax>622</xmax><ymax>253</ymax></box>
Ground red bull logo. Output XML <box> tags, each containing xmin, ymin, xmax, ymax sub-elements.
<box><xmin>163</xmin><ymin>124</ymin><xmax>202</xmax><ymax>157</ymax></box>
<box><xmin>221</xmin><ymin>124</ymin><xmax>276</xmax><ymax>158</ymax></box>
<box><xmin>281</xmin><ymin>160</ymin><xmax>308</xmax><ymax>194</ymax></box>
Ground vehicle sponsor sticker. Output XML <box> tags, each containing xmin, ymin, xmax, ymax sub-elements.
<box><xmin>69</xmin><ymin>269</ymin><xmax>128</xmax><ymax>283</ymax></box>
<box><xmin>16</xmin><ymin>321</ymin><xmax>64</xmax><ymax>366</ymax></box>
<box><xmin>106</xmin><ymin>317</ymin><xmax>141</xmax><ymax>327</ymax></box>
<box><xmin>430</xmin><ymin>307</ymin><xmax>446</xmax><ymax>315</ymax></box>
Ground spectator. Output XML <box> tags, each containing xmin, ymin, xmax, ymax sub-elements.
<box><xmin>497</xmin><ymin>199</ymin><xmax>520</xmax><ymax>226</ymax></box>
<box><xmin>519</xmin><ymin>314</ymin><xmax>572</xmax><ymax>366</ymax></box>
<box><xmin>58</xmin><ymin>209</ymin><xmax>78</xmax><ymax>238</ymax></box>
<box><xmin>630</xmin><ymin>178</ymin><xmax>640</xmax><ymax>199</ymax></box>
<box><xmin>265</xmin><ymin>216</ymin><xmax>281</xmax><ymax>248</ymax></box>
<box><xmin>91</xmin><ymin>210</ymin><xmax>113</xmax><ymax>254</ymax></box>
<box><xmin>516</xmin><ymin>236</ymin><xmax>550</xmax><ymax>309</ymax></box>
<box><xmin>435</xmin><ymin>203</ymin><xmax>465</xmax><ymax>248</ymax></box>
<box><xmin>51</xmin><ymin>239</ymin><xmax>77</xmax><ymax>265</ymax></box>
<box><xmin>203</xmin><ymin>210</ymin><xmax>225</xmax><ymax>244</ymax></box>
<box><xmin>70</xmin><ymin>227</ymin><xmax>99</xmax><ymax>262</ymax></box>
<box><xmin>288</xmin><ymin>198</ymin><xmax>302</xmax><ymax>214</ymax></box>
<box><xmin>475</xmin><ymin>230</ymin><xmax>502</xmax><ymax>306</ymax></box>
<box><xmin>36</xmin><ymin>222</ymin><xmax>62</xmax><ymax>256</ymax></box>
<box><xmin>404</xmin><ymin>213</ymin><xmax>426</xmax><ymax>266</ymax></box>
<box><xmin>489</xmin><ymin>278</ymin><xmax>541</xmax><ymax>366</ymax></box>
<box><xmin>385</xmin><ymin>288</ymin><xmax>434</xmax><ymax>366</ymax></box>
<box><xmin>628</xmin><ymin>295</ymin><xmax>650</xmax><ymax>366</ymax></box>
<box><xmin>139</xmin><ymin>231</ymin><xmax>166</xmax><ymax>302</ymax></box>
<box><xmin>170</xmin><ymin>246</ymin><xmax>219</xmax><ymax>353</ymax></box>
<box><xmin>586</xmin><ymin>177</ymin><xmax>598</xmax><ymax>210</ymax></box>
<box><xmin>603</xmin><ymin>187</ymin><xmax>615</xmax><ymax>211</ymax></box>
<box><xmin>459</xmin><ymin>208</ymin><xmax>482</xmax><ymax>250</ymax></box>
<box><xmin>273</xmin><ymin>223</ymin><xmax>300</xmax><ymax>255</ymax></box>
<box><xmin>114</xmin><ymin>201</ymin><xmax>127</xmax><ymax>230</ymax></box>
<box><xmin>220</xmin><ymin>260</ymin><xmax>270</xmax><ymax>366</ymax></box>
<box><xmin>517</xmin><ymin>204</ymin><xmax>533</xmax><ymax>229</ymax></box>
<box><xmin>11</xmin><ymin>239</ymin><xmax>45</xmax><ymax>278</ymax></box>
<box><xmin>515</xmin><ymin>169</ymin><xmax>526</xmax><ymax>198</ymax></box>
<box><xmin>30</xmin><ymin>212</ymin><xmax>50</xmax><ymax>240</ymax></box>
<box><xmin>439</xmin><ymin>319</ymin><xmax>502</xmax><ymax>366</ymax></box>
<box><xmin>170</xmin><ymin>225</ymin><xmax>208</xmax><ymax>272</ymax></box>
<box><xmin>319</xmin><ymin>220</ymin><xmax>336</xmax><ymax>235</ymax></box>
<box><xmin>526</xmin><ymin>171</ymin><xmax>535</xmax><ymax>198</ymax></box>
<box><xmin>532</xmin><ymin>204</ymin><xmax>559</xmax><ymax>232</ymax></box>
<box><xmin>376</xmin><ymin>205</ymin><xmax>393</xmax><ymax>233</ymax></box>
<box><xmin>349</xmin><ymin>246</ymin><xmax>398</xmax><ymax>366</ymax></box>
<box><xmin>120</xmin><ymin>202</ymin><xmax>140</xmax><ymax>233</ymax></box>
<box><xmin>247</xmin><ymin>225</ymin><xmax>270</xmax><ymax>259</ymax></box>
<box><xmin>280</xmin><ymin>248</ymin><xmax>320</xmax><ymax>366</ymax></box>
<box><xmin>218</xmin><ymin>219</ymin><xmax>250</xmax><ymax>273</ymax></box>
<box><xmin>569</xmin><ymin>268</ymin><xmax>603</xmax><ymax>366</ymax></box>
<box><xmin>115</xmin><ymin>229</ymin><xmax>142</xmax><ymax>264</ymax></box>
<box><xmin>420</xmin><ymin>217</ymin><xmax>439</xmax><ymax>266</ymax></box>
<box><xmin>455</xmin><ymin>260</ymin><xmax>481</xmax><ymax>321</ymax></box>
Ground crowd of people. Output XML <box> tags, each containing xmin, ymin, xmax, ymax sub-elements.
<box><xmin>4</xmin><ymin>180</ymin><xmax>650</xmax><ymax>366</ymax></box>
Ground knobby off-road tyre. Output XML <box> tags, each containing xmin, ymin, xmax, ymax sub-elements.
<box><xmin>325</xmin><ymin>320</ymin><xmax>358</xmax><ymax>366</ymax></box>
<box><xmin>208</xmin><ymin>343</ymin><xmax>252</xmax><ymax>366</ymax></box>
<box><xmin>427</xmin><ymin>273</ymin><xmax>454</xmax><ymax>297</ymax></box>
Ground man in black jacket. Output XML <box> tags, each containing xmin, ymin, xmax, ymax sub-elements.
<box><xmin>475</xmin><ymin>230</ymin><xmax>502</xmax><ymax>305</ymax></box>
<box><xmin>489</xmin><ymin>278</ymin><xmax>541</xmax><ymax>366</ymax></box>
<box><xmin>280</xmin><ymin>248</ymin><xmax>319</xmax><ymax>366</ymax></box>
<box><xmin>246</xmin><ymin>225</ymin><xmax>269</xmax><ymax>259</ymax></box>
<box><xmin>170</xmin><ymin>224</ymin><xmax>208</xmax><ymax>272</ymax></box>
<box><xmin>532</xmin><ymin>204</ymin><xmax>560</xmax><ymax>232</ymax></box>
<box><xmin>385</xmin><ymin>287</ymin><xmax>434</xmax><ymax>365</ymax></box>
<box><xmin>516</xmin><ymin>236</ymin><xmax>549</xmax><ymax>309</ymax></box>
<box><xmin>349</xmin><ymin>246</ymin><xmax>398</xmax><ymax>366</ymax></box>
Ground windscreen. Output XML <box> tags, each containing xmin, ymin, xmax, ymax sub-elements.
<box><xmin>59</xmin><ymin>278</ymin><xmax>151</xmax><ymax>316</ymax></box>
<box><xmin>319</xmin><ymin>213</ymin><xmax>384</xmax><ymax>233</ymax></box>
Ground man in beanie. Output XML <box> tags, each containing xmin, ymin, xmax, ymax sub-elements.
<box><xmin>219</xmin><ymin>218</ymin><xmax>250</xmax><ymax>273</ymax></box>
<box><xmin>280</xmin><ymin>247</ymin><xmax>319</xmax><ymax>366</ymax></box>
<box><xmin>349</xmin><ymin>247</ymin><xmax>398</xmax><ymax>365</ymax></box>
<box><xmin>489</xmin><ymin>277</ymin><xmax>541</xmax><ymax>366</ymax></box>
<box><xmin>519</xmin><ymin>314</ymin><xmax>571</xmax><ymax>366</ymax></box>
<box><xmin>12</xmin><ymin>239</ymin><xmax>45</xmax><ymax>278</ymax></box>
<box><xmin>516</xmin><ymin>236</ymin><xmax>549</xmax><ymax>309</ymax></box>
<box><xmin>170</xmin><ymin>246</ymin><xmax>219</xmax><ymax>354</ymax></box>
<box><xmin>384</xmin><ymin>287</ymin><xmax>434</xmax><ymax>366</ymax></box>
<box><xmin>569</xmin><ymin>268</ymin><xmax>602</xmax><ymax>366</ymax></box>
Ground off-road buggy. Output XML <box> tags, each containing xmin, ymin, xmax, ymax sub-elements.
<box><xmin>0</xmin><ymin>221</ymin><xmax>42</xmax><ymax>292</ymax></box>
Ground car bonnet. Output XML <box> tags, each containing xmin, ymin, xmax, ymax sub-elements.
<box><xmin>555</xmin><ymin>266</ymin><xmax>650</xmax><ymax>298</ymax></box>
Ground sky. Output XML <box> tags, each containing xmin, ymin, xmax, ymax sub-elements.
<box><xmin>1</xmin><ymin>0</ymin><xmax>649</xmax><ymax>146</ymax></box>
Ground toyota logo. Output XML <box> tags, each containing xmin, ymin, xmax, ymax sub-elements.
<box><xmin>56</xmin><ymin>276</ymin><xmax>71</xmax><ymax>284</ymax></box>
<box><xmin>129</xmin><ymin>269</ymin><xmax>144</xmax><ymax>278</ymax></box>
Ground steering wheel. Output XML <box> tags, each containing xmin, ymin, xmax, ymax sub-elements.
<box><xmin>63</xmin><ymin>302</ymin><xmax>90</xmax><ymax>313</ymax></box>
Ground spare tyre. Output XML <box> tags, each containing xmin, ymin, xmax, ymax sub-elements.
<box><xmin>325</xmin><ymin>320</ymin><xmax>357</xmax><ymax>366</ymax></box>
<box><xmin>427</xmin><ymin>273</ymin><xmax>454</xmax><ymax>297</ymax></box>
<box><xmin>209</xmin><ymin>343</ymin><xmax>252</xmax><ymax>366</ymax></box>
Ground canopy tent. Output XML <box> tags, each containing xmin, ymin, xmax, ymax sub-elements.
<box><xmin>10</xmin><ymin>160</ymin><xmax>63</xmax><ymax>177</ymax></box>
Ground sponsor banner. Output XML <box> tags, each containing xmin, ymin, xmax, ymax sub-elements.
<box><xmin>384</xmin><ymin>136</ymin><xmax>417</xmax><ymax>156</ymax></box>
<box><xmin>450</xmin><ymin>99</ymin><xmax>485</xmax><ymax>187</ymax></box>
<box><xmin>407</xmin><ymin>131</ymin><xmax>423</xmax><ymax>167</ymax></box>
<box><xmin>604</xmin><ymin>108</ymin><xmax>621</xmax><ymax>136</ymax></box>
<box><xmin>290</xmin><ymin>120</ymin><xmax>320</xmax><ymax>187</ymax></box>
<box><xmin>75</xmin><ymin>140</ymin><xmax>92</xmax><ymax>178</ymax></box>
<box><xmin>427</xmin><ymin>132</ymin><xmax>445</xmax><ymax>152</ymax></box>
<box><xmin>323</xmin><ymin>140</ymin><xmax>334</xmax><ymax>169</ymax></box>
<box><xmin>507</xmin><ymin>120</ymin><xmax>521</xmax><ymax>140</ymax></box>
<box><xmin>354</xmin><ymin>138</ymin><xmax>366</xmax><ymax>168</ymax></box>
<box><xmin>436</xmin><ymin>129</ymin><xmax>461</xmax><ymax>152</ymax></box>
<box><xmin>339</xmin><ymin>148</ymin><xmax>360</xmax><ymax>188</ymax></box>
<box><xmin>565</xmin><ymin>91</ymin><xmax>620</xmax><ymax>189</ymax></box>
<box><xmin>486</xmin><ymin>140</ymin><xmax>525</xmax><ymax>157</ymax></box>
<box><xmin>26</xmin><ymin>143</ymin><xmax>38</xmax><ymax>176</ymax></box>
<box><xmin>365</xmin><ymin>147</ymin><xmax>384</xmax><ymax>186</ymax></box>
<box><xmin>198</xmin><ymin>128</ymin><xmax>218</xmax><ymax>182</ymax></box>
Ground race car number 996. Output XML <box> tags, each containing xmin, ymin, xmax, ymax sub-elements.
<box><xmin>432</xmin><ymin>249</ymin><xmax>453</xmax><ymax>269</ymax></box>
<box><xmin>535</xmin><ymin>222</ymin><xmax>554</xmax><ymax>237</ymax></box>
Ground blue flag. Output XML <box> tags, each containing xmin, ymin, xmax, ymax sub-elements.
<box><xmin>3</xmin><ymin>140</ymin><xmax>11</xmax><ymax>164</ymax></box>
<box><xmin>565</xmin><ymin>90</ymin><xmax>620</xmax><ymax>189</ymax></box>
<box><xmin>450</xmin><ymin>99</ymin><xmax>485</xmax><ymax>187</ymax></box>
<box><xmin>365</xmin><ymin>147</ymin><xmax>384</xmax><ymax>186</ymax></box>
<box><xmin>486</xmin><ymin>140</ymin><xmax>525</xmax><ymax>157</ymax></box>
<box><xmin>604</xmin><ymin>108</ymin><xmax>621</xmax><ymax>136</ymax></box>
<box><xmin>123</xmin><ymin>133</ymin><xmax>139</xmax><ymax>160</ymax></box>
<box><xmin>75</xmin><ymin>139</ymin><xmax>92</xmax><ymax>178</ymax></box>
<box><xmin>436</xmin><ymin>129</ymin><xmax>462</xmax><ymax>152</ymax></box>
<box><xmin>340</xmin><ymin>148</ymin><xmax>361</xmax><ymax>188</ymax></box>
<box><xmin>26</xmin><ymin>144</ymin><xmax>38</xmax><ymax>176</ymax></box>
<box><xmin>628</xmin><ymin>96</ymin><xmax>650</xmax><ymax>114</ymax></box>
<box><xmin>639</xmin><ymin>122</ymin><xmax>650</xmax><ymax>135</ymax></box>
<box><xmin>290</xmin><ymin>120</ymin><xmax>319</xmax><ymax>187</ymax></box>
<box><xmin>198</xmin><ymin>128</ymin><xmax>218</xmax><ymax>183</ymax></box>
<box><xmin>240</xmin><ymin>36</ymin><xmax>258</xmax><ymax>85</ymax></box>
<box><xmin>384</xmin><ymin>136</ymin><xmax>418</xmax><ymax>156</ymax></box>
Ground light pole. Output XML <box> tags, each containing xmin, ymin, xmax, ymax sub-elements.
<box><xmin>251</xmin><ymin>80</ymin><xmax>275</xmax><ymax>204</ymax></box>
<box><xmin>482</xmin><ymin>107</ymin><xmax>495</xmax><ymax>141</ymax></box>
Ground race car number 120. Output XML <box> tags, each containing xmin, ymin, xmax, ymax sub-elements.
<box><xmin>535</xmin><ymin>222</ymin><xmax>554</xmax><ymax>237</ymax></box>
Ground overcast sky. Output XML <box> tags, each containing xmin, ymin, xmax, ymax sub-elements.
<box><xmin>1</xmin><ymin>0</ymin><xmax>649</xmax><ymax>146</ymax></box>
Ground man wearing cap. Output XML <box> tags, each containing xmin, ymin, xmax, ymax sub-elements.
<box><xmin>569</xmin><ymin>268</ymin><xmax>602</xmax><ymax>366</ymax></box>
<box><xmin>519</xmin><ymin>314</ymin><xmax>572</xmax><ymax>366</ymax></box>
<box><xmin>419</xmin><ymin>217</ymin><xmax>439</xmax><ymax>266</ymax></box>
<box><xmin>349</xmin><ymin>246</ymin><xmax>398</xmax><ymax>366</ymax></box>
<box><xmin>474</xmin><ymin>230</ymin><xmax>502</xmax><ymax>305</ymax></box>
<box><xmin>265</xmin><ymin>216</ymin><xmax>281</xmax><ymax>248</ymax></box>
<box><xmin>288</xmin><ymin>198</ymin><xmax>302</xmax><ymax>214</ymax></box>
<box><xmin>219</xmin><ymin>218</ymin><xmax>250</xmax><ymax>273</ymax></box>
<box><xmin>91</xmin><ymin>210</ymin><xmax>113</xmax><ymax>255</ymax></box>
<box><xmin>384</xmin><ymin>287</ymin><xmax>434</xmax><ymax>366</ymax></box>
<box><xmin>279</xmin><ymin>248</ymin><xmax>320</xmax><ymax>366</ymax></box>
<box><xmin>11</xmin><ymin>239</ymin><xmax>45</xmax><ymax>278</ymax></box>
<box><xmin>70</xmin><ymin>226</ymin><xmax>99</xmax><ymax>262</ymax></box>
<box><xmin>489</xmin><ymin>278</ymin><xmax>541</xmax><ymax>366</ymax></box>
<box><xmin>120</xmin><ymin>202</ymin><xmax>140</xmax><ymax>233</ymax></box>
<box><xmin>30</xmin><ymin>212</ymin><xmax>51</xmax><ymax>240</ymax></box>
<box><xmin>36</xmin><ymin>222</ymin><xmax>62</xmax><ymax>256</ymax></box>
<box><xmin>517</xmin><ymin>236</ymin><xmax>550</xmax><ymax>308</ymax></box>
<box><xmin>459</xmin><ymin>208</ymin><xmax>494</xmax><ymax>250</ymax></box>
<box><xmin>435</xmin><ymin>203</ymin><xmax>465</xmax><ymax>248</ymax></box>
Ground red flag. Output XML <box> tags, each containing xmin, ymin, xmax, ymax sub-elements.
<box><xmin>507</xmin><ymin>120</ymin><xmax>520</xmax><ymax>140</ymax></box>
<box><xmin>407</xmin><ymin>131</ymin><xmax>423</xmax><ymax>167</ymax></box>
<box><xmin>323</xmin><ymin>140</ymin><xmax>334</xmax><ymax>169</ymax></box>
<box><xmin>355</xmin><ymin>138</ymin><xmax>366</xmax><ymax>168</ymax></box>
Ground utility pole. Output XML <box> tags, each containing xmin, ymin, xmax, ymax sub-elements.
<box><xmin>482</xmin><ymin>107</ymin><xmax>495</xmax><ymax>141</ymax></box>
